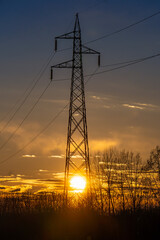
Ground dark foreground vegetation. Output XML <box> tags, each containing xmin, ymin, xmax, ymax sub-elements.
<box><xmin>0</xmin><ymin>146</ymin><xmax>160</xmax><ymax>240</ymax></box>
<box><xmin>0</xmin><ymin>192</ymin><xmax>159</xmax><ymax>240</ymax></box>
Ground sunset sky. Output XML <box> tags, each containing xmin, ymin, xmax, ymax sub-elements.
<box><xmin>1</xmin><ymin>0</ymin><xmax>160</xmax><ymax>182</ymax></box>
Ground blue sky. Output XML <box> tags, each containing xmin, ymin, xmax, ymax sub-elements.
<box><xmin>0</xmin><ymin>0</ymin><xmax>160</xmax><ymax>177</ymax></box>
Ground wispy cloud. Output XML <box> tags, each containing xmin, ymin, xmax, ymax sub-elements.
<box><xmin>91</xmin><ymin>95</ymin><xmax>101</xmax><ymax>100</ymax></box>
<box><xmin>135</xmin><ymin>102</ymin><xmax>159</xmax><ymax>109</ymax></box>
<box><xmin>41</xmin><ymin>99</ymin><xmax>68</xmax><ymax>104</ymax></box>
<box><xmin>17</xmin><ymin>174</ymin><xmax>25</xmax><ymax>177</ymax></box>
<box><xmin>48</xmin><ymin>155</ymin><xmax>83</xmax><ymax>159</ymax></box>
<box><xmin>52</xmin><ymin>172</ymin><xmax>64</xmax><ymax>179</ymax></box>
<box><xmin>103</xmin><ymin>105</ymin><xmax>111</xmax><ymax>109</ymax></box>
<box><xmin>91</xmin><ymin>95</ymin><xmax>110</xmax><ymax>101</ymax></box>
<box><xmin>22</xmin><ymin>154</ymin><xmax>36</xmax><ymax>158</ymax></box>
<box><xmin>73</xmin><ymin>113</ymin><xmax>79</xmax><ymax>117</ymax></box>
<box><xmin>0</xmin><ymin>172</ymin><xmax>65</xmax><ymax>194</ymax></box>
<box><xmin>90</xmin><ymin>139</ymin><xmax>118</xmax><ymax>151</ymax></box>
<box><xmin>122</xmin><ymin>102</ymin><xmax>160</xmax><ymax>111</ymax></box>
<box><xmin>90</xmin><ymin>93</ymin><xmax>160</xmax><ymax>112</ymax></box>
<box><xmin>48</xmin><ymin>155</ymin><xmax>65</xmax><ymax>159</ymax></box>
<box><xmin>71</xmin><ymin>155</ymin><xmax>83</xmax><ymax>159</ymax></box>
<box><xmin>90</xmin><ymin>94</ymin><xmax>117</xmax><ymax>109</ymax></box>
<box><xmin>123</xmin><ymin>104</ymin><xmax>144</xmax><ymax>110</ymax></box>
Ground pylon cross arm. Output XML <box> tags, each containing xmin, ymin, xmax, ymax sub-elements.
<box><xmin>51</xmin><ymin>60</ymin><xmax>73</xmax><ymax>69</ymax></box>
<box><xmin>55</xmin><ymin>31</ymin><xmax>74</xmax><ymax>40</ymax></box>
<box><xmin>82</xmin><ymin>45</ymin><xmax>100</xmax><ymax>55</ymax></box>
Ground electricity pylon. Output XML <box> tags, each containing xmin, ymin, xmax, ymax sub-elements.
<box><xmin>51</xmin><ymin>13</ymin><xmax>100</xmax><ymax>200</ymax></box>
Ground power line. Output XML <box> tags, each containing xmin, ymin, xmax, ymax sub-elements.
<box><xmin>0</xmin><ymin>68</ymin><xmax>100</xmax><ymax>166</ymax></box>
<box><xmin>52</xmin><ymin>51</ymin><xmax>160</xmax><ymax>81</ymax></box>
<box><xmin>1</xmin><ymin>20</ymin><xmax>160</xmax><ymax>165</ymax></box>
<box><xmin>100</xmin><ymin>57</ymin><xmax>146</xmax><ymax>68</ymax></box>
<box><xmin>0</xmin><ymin>17</ymin><xmax>85</xmax><ymax>160</ymax></box>
<box><xmin>0</xmin><ymin>51</ymin><xmax>56</xmax><ymax>135</ymax></box>
<box><xmin>0</xmin><ymin>50</ymin><xmax>55</xmax><ymax>124</ymax></box>
<box><xmin>56</xmin><ymin>9</ymin><xmax>160</xmax><ymax>54</ymax></box>
<box><xmin>85</xmin><ymin>52</ymin><xmax>160</xmax><ymax>77</ymax></box>
<box><xmin>0</xmin><ymin>81</ymin><xmax>52</xmax><ymax>151</ymax></box>
<box><xmin>0</xmin><ymin>13</ymin><xmax>76</xmax><ymax>133</ymax></box>
<box><xmin>0</xmin><ymin>103</ymin><xmax>68</xmax><ymax>166</ymax></box>
<box><xmin>85</xmin><ymin>67</ymin><xmax>99</xmax><ymax>85</ymax></box>
<box><xmin>0</xmin><ymin>48</ymin><xmax>159</xmax><ymax>165</ymax></box>
<box><xmin>85</xmin><ymin>10</ymin><xmax>160</xmax><ymax>45</ymax></box>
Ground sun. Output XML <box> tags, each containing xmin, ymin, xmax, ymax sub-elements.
<box><xmin>70</xmin><ymin>176</ymin><xmax>86</xmax><ymax>191</ymax></box>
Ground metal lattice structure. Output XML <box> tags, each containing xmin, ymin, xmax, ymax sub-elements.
<box><xmin>51</xmin><ymin>14</ymin><xmax>100</xmax><ymax>199</ymax></box>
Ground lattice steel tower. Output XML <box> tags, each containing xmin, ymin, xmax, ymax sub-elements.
<box><xmin>51</xmin><ymin>14</ymin><xmax>100</xmax><ymax>198</ymax></box>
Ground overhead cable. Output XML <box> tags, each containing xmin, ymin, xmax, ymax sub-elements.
<box><xmin>85</xmin><ymin>10</ymin><xmax>160</xmax><ymax>45</ymax></box>
<box><xmin>0</xmin><ymin>81</ymin><xmax>51</xmax><ymax>151</ymax></box>
<box><xmin>0</xmin><ymin>68</ymin><xmax>100</xmax><ymax>165</ymax></box>
<box><xmin>0</xmin><ymin>51</ymin><xmax>56</xmax><ymax>135</ymax></box>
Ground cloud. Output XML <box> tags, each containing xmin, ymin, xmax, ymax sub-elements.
<box><xmin>0</xmin><ymin>171</ymin><xmax>65</xmax><ymax>194</ymax></box>
<box><xmin>122</xmin><ymin>102</ymin><xmax>160</xmax><ymax>111</ymax></box>
<box><xmin>90</xmin><ymin>93</ymin><xmax>160</xmax><ymax>112</ymax></box>
<box><xmin>71</xmin><ymin>155</ymin><xmax>83</xmax><ymax>159</ymax></box>
<box><xmin>73</xmin><ymin>113</ymin><xmax>79</xmax><ymax>117</ymax></box>
<box><xmin>39</xmin><ymin>169</ymin><xmax>48</xmax><ymax>172</ymax></box>
<box><xmin>0</xmin><ymin>182</ymin><xmax>32</xmax><ymax>193</ymax></box>
<box><xmin>22</xmin><ymin>154</ymin><xmax>36</xmax><ymax>158</ymax></box>
<box><xmin>0</xmin><ymin>118</ymin><xmax>67</xmax><ymax>156</ymax></box>
<box><xmin>91</xmin><ymin>95</ymin><xmax>101</xmax><ymax>100</ymax></box>
<box><xmin>17</xmin><ymin>174</ymin><xmax>25</xmax><ymax>177</ymax></box>
<box><xmin>41</xmin><ymin>99</ymin><xmax>68</xmax><ymax>104</ymax></box>
<box><xmin>103</xmin><ymin>105</ymin><xmax>111</xmax><ymax>109</ymax></box>
<box><xmin>122</xmin><ymin>104</ymin><xmax>144</xmax><ymax>110</ymax></box>
<box><xmin>90</xmin><ymin>95</ymin><xmax>110</xmax><ymax>101</ymax></box>
<box><xmin>48</xmin><ymin>155</ymin><xmax>65</xmax><ymax>159</ymax></box>
<box><xmin>89</xmin><ymin>94</ymin><xmax>117</xmax><ymax>110</ymax></box>
<box><xmin>52</xmin><ymin>172</ymin><xmax>64</xmax><ymax>179</ymax></box>
<box><xmin>90</xmin><ymin>139</ymin><xmax>118</xmax><ymax>152</ymax></box>
<box><xmin>135</xmin><ymin>102</ymin><xmax>159</xmax><ymax>109</ymax></box>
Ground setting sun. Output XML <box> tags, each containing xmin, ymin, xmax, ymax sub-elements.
<box><xmin>70</xmin><ymin>176</ymin><xmax>86</xmax><ymax>191</ymax></box>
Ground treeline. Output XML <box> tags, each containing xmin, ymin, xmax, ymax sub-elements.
<box><xmin>0</xmin><ymin>191</ymin><xmax>159</xmax><ymax>240</ymax></box>
<box><xmin>0</xmin><ymin>146</ymin><xmax>159</xmax><ymax>215</ymax></box>
<box><xmin>91</xmin><ymin>146</ymin><xmax>160</xmax><ymax>214</ymax></box>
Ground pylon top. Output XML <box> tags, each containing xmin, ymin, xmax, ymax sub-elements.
<box><xmin>74</xmin><ymin>13</ymin><xmax>81</xmax><ymax>32</ymax></box>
